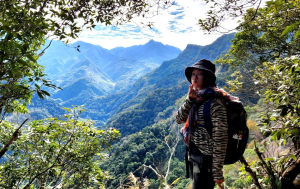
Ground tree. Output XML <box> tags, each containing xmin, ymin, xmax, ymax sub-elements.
<box><xmin>141</xmin><ymin>123</ymin><xmax>181</xmax><ymax>189</ymax></box>
<box><xmin>0</xmin><ymin>0</ymin><xmax>172</xmax><ymax>120</ymax></box>
<box><xmin>0</xmin><ymin>107</ymin><xmax>120</xmax><ymax>188</ymax></box>
<box><xmin>103</xmin><ymin>114</ymin><xmax>188</xmax><ymax>189</ymax></box>
<box><xmin>198</xmin><ymin>0</ymin><xmax>300</xmax><ymax>188</ymax></box>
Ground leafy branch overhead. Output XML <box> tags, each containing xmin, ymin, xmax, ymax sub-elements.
<box><xmin>0</xmin><ymin>0</ymin><xmax>172</xmax><ymax>119</ymax></box>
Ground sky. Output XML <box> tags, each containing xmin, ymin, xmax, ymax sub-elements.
<box><xmin>71</xmin><ymin>0</ymin><xmax>241</xmax><ymax>51</ymax></box>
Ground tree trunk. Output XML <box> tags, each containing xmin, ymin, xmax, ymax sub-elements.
<box><xmin>281</xmin><ymin>157</ymin><xmax>300</xmax><ymax>189</ymax></box>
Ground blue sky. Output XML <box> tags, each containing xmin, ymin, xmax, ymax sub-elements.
<box><xmin>72</xmin><ymin>0</ymin><xmax>241</xmax><ymax>50</ymax></box>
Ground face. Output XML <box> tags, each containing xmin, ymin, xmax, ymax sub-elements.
<box><xmin>191</xmin><ymin>69</ymin><xmax>204</xmax><ymax>90</ymax></box>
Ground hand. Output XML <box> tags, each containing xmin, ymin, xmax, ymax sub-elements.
<box><xmin>214</xmin><ymin>179</ymin><xmax>224</xmax><ymax>189</ymax></box>
<box><xmin>188</xmin><ymin>84</ymin><xmax>198</xmax><ymax>99</ymax></box>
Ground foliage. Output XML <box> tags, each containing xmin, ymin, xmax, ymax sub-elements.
<box><xmin>0</xmin><ymin>107</ymin><xmax>120</xmax><ymax>188</ymax></box>
<box><xmin>198</xmin><ymin>0</ymin><xmax>262</xmax><ymax>33</ymax></box>
<box><xmin>102</xmin><ymin>112</ymin><xmax>187</xmax><ymax>189</ymax></box>
<box><xmin>257</xmin><ymin>57</ymin><xmax>300</xmax><ymax>147</ymax></box>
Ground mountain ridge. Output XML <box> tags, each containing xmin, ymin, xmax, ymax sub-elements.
<box><xmin>109</xmin><ymin>39</ymin><xmax>182</xmax><ymax>65</ymax></box>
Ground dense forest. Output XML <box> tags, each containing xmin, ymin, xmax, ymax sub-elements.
<box><xmin>1</xmin><ymin>0</ymin><xmax>300</xmax><ymax>189</ymax></box>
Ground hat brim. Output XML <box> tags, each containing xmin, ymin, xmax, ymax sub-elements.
<box><xmin>185</xmin><ymin>66</ymin><xmax>216</xmax><ymax>84</ymax></box>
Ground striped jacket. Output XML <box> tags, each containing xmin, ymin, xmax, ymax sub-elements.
<box><xmin>176</xmin><ymin>96</ymin><xmax>228</xmax><ymax>180</ymax></box>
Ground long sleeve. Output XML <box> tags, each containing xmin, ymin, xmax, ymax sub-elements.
<box><xmin>177</xmin><ymin>96</ymin><xmax>228</xmax><ymax>181</ymax></box>
<box><xmin>176</xmin><ymin>96</ymin><xmax>194</xmax><ymax>124</ymax></box>
<box><xmin>211</xmin><ymin>98</ymin><xmax>228</xmax><ymax>180</ymax></box>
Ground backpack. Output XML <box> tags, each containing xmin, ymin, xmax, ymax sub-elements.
<box><xmin>203</xmin><ymin>97</ymin><xmax>249</xmax><ymax>165</ymax></box>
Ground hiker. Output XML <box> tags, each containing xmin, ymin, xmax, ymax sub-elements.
<box><xmin>176</xmin><ymin>59</ymin><xmax>228</xmax><ymax>189</ymax></box>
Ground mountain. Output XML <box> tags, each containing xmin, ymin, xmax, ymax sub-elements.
<box><xmin>39</xmin><ymin>41</ymin><xmax>117</xmax><ymax>78</ymax></box>
<box><xmin>101</xmin><ymin>57</ymin><xmax>157</xmax><ymax>91</ymax></box>
<box><xmin>50</xmin><ymin>59</ymin><xmax>112</xmax><ymax>104</ymax></box>
<box><xmin>110</xmin><ymin>39</ymin><xmax>182</xmax><ymax>66</ymax></box>
<box><xmin>39</xmin><ymin>41</ymin><xmax>181</xmax><ymax>106</ymax></box>
<box><xmin>101</xmin><ymin>33</ymin><xmax>260</xmax><ymax>189</ymax></box>
<box><xmin>105</xmin><ymin>81</ymin><xmax>189</xmax><ymax>136</ymax></box>
<box><xmin>39</xmin><ymin>40</ymin><xmax>181</xmax><ymax>97</ymax></box>
<box><xmin>29</xmin><ymin>39</ymin><xmax>182</xmax><ymax>122</ymax></box>
<box><xmin>21</xmin><ymin>95</ymin><xmax>66</xmax><ymax>121</ymax></box>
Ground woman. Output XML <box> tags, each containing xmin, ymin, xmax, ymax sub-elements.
<box><xmin>176</xmin><ymin>59</ymin><xmax>228</xmax><ymax>189</ymax></box>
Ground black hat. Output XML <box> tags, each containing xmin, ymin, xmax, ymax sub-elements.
<box><xmin>185</xmin><ymin>59</ymin><xmax>216</xmax><ymax>83</ymax></box>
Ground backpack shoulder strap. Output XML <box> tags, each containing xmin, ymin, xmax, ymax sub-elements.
<box><xmin>203</xmin><ymin>98</ymin><xmax>213</xmax><ymax>136</ymax></box>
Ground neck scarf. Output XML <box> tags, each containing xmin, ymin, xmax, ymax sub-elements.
<box><xmin>180</xmin><ymin>87</ymin><xmax>238</xmax><ymax>146</ymax></box>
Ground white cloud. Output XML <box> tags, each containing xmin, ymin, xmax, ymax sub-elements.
<box><xmin>74</xmin><ymin>0</ymin><xmax>240</xmax><ymax>50</ymax></box>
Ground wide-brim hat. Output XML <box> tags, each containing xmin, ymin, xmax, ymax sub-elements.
<box><xmin>185</xmin><ymin>59</ymin><xmax>216</xmax><ymax>83</ymax></box>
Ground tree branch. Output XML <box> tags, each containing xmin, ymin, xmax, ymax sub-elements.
<box><xmin>239</xmin><ymin>155</ymin><xmax>263</xmax><ymax>189</ymax></box>
<box><xmin>0</xmin><ymin>118</ymin><xmax>29</xmax><ymax>159</ymax></box>
<box><xmin>38</xmin><ymin>39</ymin><xmax>53</xmax><ymax>57</ymax></box>
<box><xmin>142</xmin><ymin>164</ymin><xmax>162</xmax><ymax>179</ymax></box>
<box><xmin>254</xmin><ymin>141</ymin><xmax>277</xmax><ymax>189</ymax></box>
<box><xmin>165</xmin><ymin>135</ymin><xmax>179</xmax><ymax>180</ymax></box>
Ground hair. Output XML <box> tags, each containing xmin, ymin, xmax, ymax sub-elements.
<box><xmin>203</xmin><ymin>70</ymin><xmax>216</xmax><ymax>88</ymax></box>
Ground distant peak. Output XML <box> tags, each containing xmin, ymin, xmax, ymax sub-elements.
<box><xmin>73</xmin><ymin>41</ymin><xmax>89</xmax><ymax>45</ymax></box>
<box><xmin>186</xmin><ymin>44</ymin><xmax>202</xmax><ymax>48</ymax></box>
<box><xmin>146</xmin><ymin>39</ymin><xmax>157</xmax><ymax>44</ymax></box>
<box><xmin>145</xmin><ymin>39</ymin><xmax>164</xmax><ymax>47</ymax></box>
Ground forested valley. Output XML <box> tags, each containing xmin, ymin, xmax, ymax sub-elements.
<box><xmin>1</xmin><ymin>0</ymin><xmax>300</xmax><ymax>189</ymax></box>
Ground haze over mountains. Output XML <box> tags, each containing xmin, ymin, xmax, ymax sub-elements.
<box><xmin>27</xmin><ymin>33</ymin><xmax>235</xmax><ymax>126</ymax></box>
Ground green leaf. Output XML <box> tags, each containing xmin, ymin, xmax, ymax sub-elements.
<box><xmin>27</xmin><ymin>55</ymin><xmax>36</xmax><ymax>62</ymax></box>
<box><xmin>37</xmin><ymin>91</ymin><xmax>44</xmax><ymax>99</ymax></box>
<box><xmin>62</xmin><ymin>107</ymin><xmax>71</xmax><ymax>112</ymax></box>
<box><xmin>277</xmin><ymin>130</ymin><xmax>282</xmax><ymax>140</ymax></box>
<box><xmin>281</xmin><ymin>22</ymin><xmax>299</xmax><ymax>37</ymax></box>
<box><xmin>292</xmin><ymin>129</ymin><xmax>299</xmax><ymax>136</ymax></box>
<box><xmin>41</xmin><ymin>90</ymin><xmax>50</xmax><ymax>96</ymax></box>
<box><xmin>290</xmin><ymin>155</ymin><xmax>297</xmax><ymax>160</ymax></box>
<box><xmin>271</xmin><ymin>130</ymin><xmax>278</xmax><ymax>141</ymax></box>
<box><xmin>35</xmin><ymin>84</ymin><xmax>40</xmax><ymax>90</ymax></box>
<box><xmin>265</xmin><ymin>157</ymin><xmax>274</xmax><ymax>161</ymax></box>
<box><xmin>294</xmin><ymin>28</ymin><xmax>300</xmax><ymax>39</ymax></box>
<box><xmin>23</xmin><ymin>44</ymin><xmax>29</xmax><ymax>51</ymax></box>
